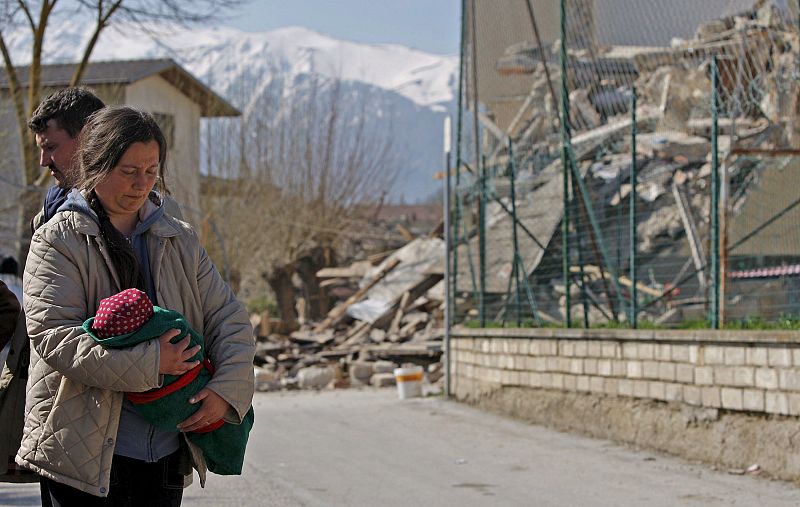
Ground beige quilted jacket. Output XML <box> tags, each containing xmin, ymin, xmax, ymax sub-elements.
<box><xmin>18</xmin><ymin>201</ymin><xmax>255</xmax><ymax>497</ymax></box>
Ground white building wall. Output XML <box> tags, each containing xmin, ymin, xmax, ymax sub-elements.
<box><xmin>0</xmin><ymin>96</ymin><xmax>25</xmax><ymax>257</ymax></box>
<box><xmin>125</xmin><ymin>75</ymin><xmax>202</xmax><ymax>225</ymax></box>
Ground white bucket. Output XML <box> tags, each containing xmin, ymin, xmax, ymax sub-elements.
<box><xmin>394</xmin><ymin>365</ymin><xmax>424</xmax><ymax>399</ymax></box>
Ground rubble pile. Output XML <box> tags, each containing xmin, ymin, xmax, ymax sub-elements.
<box><xmin>252</xmin><ymin>237</ymin><xmax>446</xmax><ymax>392</ymax></box>
<box><xmin>483</xmin><ymin>1</ymin><xmax>800</xmax><ymax>324</ymax></box>
<box><xmin>249</xmin><ymin>3</ymin><xmax>800</xmax><ymax>388</ymax></box>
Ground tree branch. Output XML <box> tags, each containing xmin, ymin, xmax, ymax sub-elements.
<box><xmin>70</xmin><ymin>0</ymin><xmax>122</xmax><ymax>86</ymax></box>
<box><xmin>15</xmin><ymin>0</ymin><xmax>34</xmax><ymax>31</ymax></box>
<box><xmin>0</xmin><ymin>31</ymin><xmax>32</xmax><ymax>182</ymax></box>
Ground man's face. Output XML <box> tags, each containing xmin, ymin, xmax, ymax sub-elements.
<box><xmin>35</xmin><ymin>119</ymin><xmax>79</xmax><ymax>189</ymax></box>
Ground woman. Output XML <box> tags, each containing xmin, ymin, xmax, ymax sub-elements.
<box><xmin>20</xmin><ymin>106</ymin><xmax>255</xmax><ymax>505</ymax></box>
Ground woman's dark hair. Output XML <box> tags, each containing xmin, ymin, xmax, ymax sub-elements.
<box><xmin>78</xmin><ymin>106</ymin><xmax>169</xmax><ymax>290</ymax></box>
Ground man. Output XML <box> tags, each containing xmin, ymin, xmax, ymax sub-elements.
<box><xmin>28</xmin><ymin>87</ymin><xmax>105</xmax><ymax>232</ymax></box>
<box><xmin>0</xmin><ymin>89</ymin><xmax>101</xmax><ymax>485</ymax></box>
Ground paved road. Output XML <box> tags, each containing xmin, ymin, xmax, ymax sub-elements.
<box><xmin>2</xmin><ymin>387</ymin><xmax>800</xmax><ymax>506</ymax></box>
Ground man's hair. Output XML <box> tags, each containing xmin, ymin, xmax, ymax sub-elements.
<box><xmin>28</xmin><ymin>87</ymin><xmax>105</xmax><ymax>138</ymax></box>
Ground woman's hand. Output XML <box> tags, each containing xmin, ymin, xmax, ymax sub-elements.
<box><xmin>158</xmin><ymin>329</ymin><xmax>201</xmax><ymax>375</ymax></box>
<box><xmin>176</xmin><ymin>388</ymin><xmax>231</xmax><ymax>432</ymax></box>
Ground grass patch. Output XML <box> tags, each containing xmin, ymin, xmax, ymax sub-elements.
<box><xmin>460</xmin><ymin>316</ymin><xmax>800</xmax><ymax>331</ymax></box>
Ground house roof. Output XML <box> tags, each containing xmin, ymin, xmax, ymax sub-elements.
<box><xmin>0</xmin><ymin>58</ymin><xmax>239</xmax><ymax>117</ymax></box>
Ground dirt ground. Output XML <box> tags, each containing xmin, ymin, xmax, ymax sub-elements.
<box><xmin>469</xmin><ymin>386</ymin><xmax>800</xmax><ymax>483</ymax></box>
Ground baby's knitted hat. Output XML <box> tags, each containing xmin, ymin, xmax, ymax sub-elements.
<box><xmin>92</xmin><ymin>288</ymin><xmax>154</xmax><ymax>338</ymax></box>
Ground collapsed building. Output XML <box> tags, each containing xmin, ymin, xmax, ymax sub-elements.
<box><xmin>253</xmin><ymin>1</ymin><xmax>800</xmax><ymax>391</ymax></box>
<box><xmin>455</xmin><ymin>0</ymin><xmax>800</xmax><ymax>326</ymax></box>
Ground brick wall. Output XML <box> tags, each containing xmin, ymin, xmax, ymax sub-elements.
<box><xmin>451</xmin><ymin>327</ymin><xmax>800</xmax><ymax>415</ymax></box>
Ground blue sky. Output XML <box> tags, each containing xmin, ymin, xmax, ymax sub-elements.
<box><xmin>227</xmin><ymin>0</ymin><xmax>461</xmax><ymax>55</ymax></box>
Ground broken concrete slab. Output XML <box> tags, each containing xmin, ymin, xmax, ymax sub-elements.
<box><xmin>371</xmin><ymin>373</ymin><xmax>396</xmax><ymax>387</ymax></box>
<box><xmin>687</xmin><ymin>117</ymin><xmax>756</xmax><ymax>138</ymax></box>
<box><xmin>570</xmin><ymin>88</ymin><xmax>601</xmax><ymax>130</ymax></box>
<box><xmin>637</xmin><ymin>132</ymin><xmax>710</xmax><ymax>164</ymax></box>
<box><xmin>348</xmin><ymin>238</ymin><xmax>443</xmax><ymax>324</ymax></box>
<box><xmin>290</xmin><ymin>329</ymin><xmax>335</xmax><ymax>346</ymax></box>
<box><xmin>372</xmin><ymin>360</ymin><xmax>398</xmax><ymax>375</ymax></box>
<box><xmin>296</xmin><ymin>365</ymin><xmax>337</xmax><ymax>389</ymax></box>
<box><xmin>348</xmin><ymin>361</ymin><xmax>373</xmax><ymax>386</ymax></box>
<box><xmin>369</xmin><ymin>329</ymin><xmax>388</xmax><ymax>343</ymax></box>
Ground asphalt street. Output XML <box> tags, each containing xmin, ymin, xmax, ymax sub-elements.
<box><xmin>2</xmin><ymin>387</ymin><xmax>800</xmax><ymax>506</ymax></box>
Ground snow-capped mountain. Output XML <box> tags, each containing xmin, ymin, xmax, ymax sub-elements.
<box><xmin>6</xmin><ymin>22</ymin><xmax>459</xmax><ymax>201</ymax></box>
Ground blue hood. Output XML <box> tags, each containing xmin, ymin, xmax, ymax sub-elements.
<box><xmin>57</xmin><ymin>189</ymin><xmax>166</xmax><ymax>231</ymax></box>
<box><xmin>58</xmin><ymin>189</ymin><xmax>166</xmax><ymax>303</ymax></box>
<box><xmin>43</xmin><ymin>186</ymin><xmax>68</xmax><ymax>223</ymax></box>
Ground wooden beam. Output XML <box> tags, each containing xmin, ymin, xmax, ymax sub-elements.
<box><xmin>730</xmin><ymin>148</ymin><xmax>800</xmax><ymax>156</ymax></box>
<box><xmin>396</xmin><ymin>224</ymin><xmax>414</xmax><ymax>242</ymax></box>
<box><xmin>316</xmin><ymin>261</ymin><xmax>372</xmax><ymax>279</ymax></box>
<box><xmin>570</xmin><ymin>265</ymin><xmax>662</xmax><ymax>298</ymax></box>
<box><xmin>371</xmin><ymin>273</ymin><xmax>444</xmax><ymax>330</ymax></box>
<box><xmin>313</xmin><ymin>258</ymin><xmax>401</xmax><ymax>332</ymax></box>
<box><xmin>478</xmin><ymin>112</ymin><xmax>508</xmax><ymax>142</ymax></box>
<box><xmin>672</xmin><ymin>181</ymin><xmax>707</xmax><ymax>290</ymax></box>
<box><xmin>389</xmin><ymin>291</ymin><xmax>412</xmax><ymax>335</ymax></box>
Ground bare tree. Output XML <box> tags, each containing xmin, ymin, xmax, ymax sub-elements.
<box><xmin>202</xmin><ymin>73</ymin><xmax>398</xmax><ymax>327</ymax></box>
<box><xmin>0</xmin><ymin>0</ymin><xmax>243</xmax><ymax>264</ymax></box>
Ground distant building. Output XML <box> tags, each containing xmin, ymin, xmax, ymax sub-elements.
<box><xmin>0</xmin><ymin>58</ymin><xmax>240</xmax><ymax>255</ymax></box>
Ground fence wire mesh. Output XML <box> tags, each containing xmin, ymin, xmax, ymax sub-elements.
<box><xmin>450</xmin><ymin>0</ymin><xmax>800</xmax><ymax>329</ymax></box>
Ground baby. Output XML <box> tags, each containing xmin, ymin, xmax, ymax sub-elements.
<box><xmin>83</xmin><ymin>288</ymin><xmax>254</xmax><ymax>475</ymax></box>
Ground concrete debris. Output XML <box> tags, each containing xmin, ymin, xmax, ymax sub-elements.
<box><xmin>427</xmin><ymin>363</ymin><xmax>444</xmax><ymax>384</ymax></box>
<box><xmin>371</xmin><ymin>373</ymin><xmax>397</xmax><ymax>388</ymax></box>
<box><xmin>296</xmin><ymin>365</ymin><xmax>338</xmax><ymax>389</ymax></box>
<box><xmin>746</xmin><ymin>464</ymin><xmax>762</xmax><ymax>475</ymax></box>
<box><xmin>372</xmin><ymin>360</ymin><xmax>398</xmax><ymax>375</ymax></box>
<box><xmin>456</xmin><ymin>3</ymin><xmax>800</xmax><ymax>326</ymax></box>
<box><xmin>348</xmin><ymin>361</ymin><xmax>374</xmax><ymax>386</ymax></box>
<box><xmin>570</xmin><ymin>88</ymin><xmax>601</xmax><ymax>130</ymax></box>
<box><xmin>637</xmin><ymin>132</ymin><xmax>710</xmax><ymax>164</ymax></box>
<box><xmin>251</xmin><ymin>236</ymin><xmax>445</xmax><ymax>393</ymax></box>
<box><xmin>369</xmin><ymin>328</ymin><xmax>387</xmax><ymax>343</ymax></box>
<box><xmin>638</xmin><ymin>205</ymin><xmax>683</xmax><ymax>254</ymax></box>
<box><xmin>246</xmin><ymin>5</ymin><xmax>800</xmax><ymax>375</ymax></box>
<box><xmin>254</xmin><ymin>366</ymin><xmax>280</xmax><ymax>392</ymax></box>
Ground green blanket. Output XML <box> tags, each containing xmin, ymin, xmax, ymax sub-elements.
<box><xmin>83</xmin><ymin>306</ymin><xmax>254</xmax><ymax>475</ymax></box>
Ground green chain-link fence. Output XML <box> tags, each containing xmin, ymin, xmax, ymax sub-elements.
<box><xmin>449</xmin><ymin>0</ymin><xmax>800</xmax><ymax>329</ymax></box>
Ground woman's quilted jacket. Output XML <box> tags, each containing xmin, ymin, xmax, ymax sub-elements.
<box><xmin>19</xmin><ymin>195</ymin><xmax>255</xmax><ymax>497</ymax></box>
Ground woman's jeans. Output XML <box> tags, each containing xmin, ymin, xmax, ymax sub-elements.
<box><xmin>40</xmin><ymin>450</ymin><xmax>184</xmax><ymax>507</ymax></box>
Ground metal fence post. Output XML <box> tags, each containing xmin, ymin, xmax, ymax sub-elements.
<box><xmin>630</xmin><ymin>87</ymin><xmax>638</xmax><ymax>328</ymax></box>
<box><xmin>452</xmin><ymin>0</ymin><xmax>467</xmax><ymax>330</ymax></box>
<box><xmin>560</xmin><ymin>0</ymin><xmax>572</xmax><ymax>328</ymax></box>
<box><xmin>508</xmin><ymin>139</ymin><xmax>522</xmax><ymax>326</ymax></box>
<box><xmin>469</xmin><ymin>0</ymin><xmax>486</xmax><ymax>327</ymax></box>
<box><xmin>710</xmin><ymin>55</ymin><xmax>721</xmax><ymax>329</ymax></box>
<box><xmin>444</xmin><ymin>117</ymin><xmax>452</xmax><ymax>398</ymax></box>
<box><xmin>479</xmin><ymin>155</ymin><xmax>487</xmax><ymax>327</ymax></box>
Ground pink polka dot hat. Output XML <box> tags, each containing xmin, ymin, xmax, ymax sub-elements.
<box><xmin>92</xmin><ymin>288</ymin><xmax>154</xmax><ymax>339</ymax></box>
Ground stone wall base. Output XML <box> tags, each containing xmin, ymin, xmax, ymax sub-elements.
<box><xmin>458</xmin><ymin>384</ymin><xmax>800</xmax><ymax>482</ymax></box>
